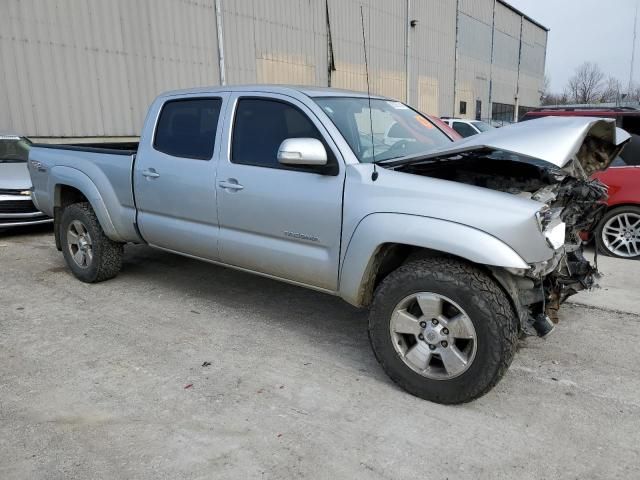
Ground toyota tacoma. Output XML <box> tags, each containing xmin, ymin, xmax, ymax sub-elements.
<box><xmin>28</xmin><ymin>86</ymin><xmax>628</xmax><ymax>404</ymax></box>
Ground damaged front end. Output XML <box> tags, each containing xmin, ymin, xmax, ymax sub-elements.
<box><xmin>386</xmin><ymin>117</ymin><xmax>630</xmax><ymax>336</ymax></box>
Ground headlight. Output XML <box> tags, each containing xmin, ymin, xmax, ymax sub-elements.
<box><xmin>544</xmin><ymin>220</ymin><xmax>566</xmax><ymax>249</ymax></box>
<box><xmin>536</xmin><ymin>207</ymin><xmax>566</xmax><ymax>250</ymax></box>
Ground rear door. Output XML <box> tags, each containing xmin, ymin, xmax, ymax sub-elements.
<box><xmin>134</xmin><ymin>94</ymin><xmax>227</xmax><ymax>260</ymax></box>
<box><xmin>214</xmin><ymin>93</ymin><xmax>345</xmax><ymax>291</ymax></box>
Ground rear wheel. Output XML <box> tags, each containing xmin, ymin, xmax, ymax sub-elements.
<box><xmin>595</xmin><ymin>206</ymin><xmax>640</xmax><ymax>259</ymax></box>
<box><xmin>368</xmin><ymin>256</ymin><xmax>518</xmax><ymax>404</ymax></box>
<box><xmin>60</xmin><ymin>202</ymin><xmax>123</xmax><ymax>282</ymax></box>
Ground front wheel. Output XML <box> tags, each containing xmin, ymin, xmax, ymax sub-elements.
<box><xmin>60</xmin><ymin>202</ymin><xmax>123</xmax><ymax>283</ymax></box>
<box><xmin>368</xmin><ymin>256</ymin><xmax>518</xmax><ymax>404</ymax></box>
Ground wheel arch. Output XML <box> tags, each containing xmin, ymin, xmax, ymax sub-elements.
<box><xmin>51</xmin><ymin>166</ymin><xmax>121</xmax><ymax>242</ymax></box>
<box><xmin>339</xmin><ymin>213</ymin><xmax>530</xmax><ymax>308</ymax></box>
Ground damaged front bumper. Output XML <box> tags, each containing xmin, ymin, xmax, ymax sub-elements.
<box><xmin>494</xmin><ymin>241</ymin><xmax>601</xmax><ymax>338</ymax></box>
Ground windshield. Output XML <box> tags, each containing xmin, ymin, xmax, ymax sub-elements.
<box><xmin>314</xmin><ymin>97</ymin><xmax>451</xmax><ymax>163</ymax></box>
<box><xmin>0</xmin><ymin>137</ymin><xmax>31</xmax><ymax>163</ymax></box>
<box><xmin>471</xmin><ymin>121</ymin><xmax>493</xmax><ymax>132</ymax></box>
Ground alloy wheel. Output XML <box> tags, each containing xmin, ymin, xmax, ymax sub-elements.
<box><xmin>67</xmin><ymin>220</ymin><xmax>94</xmax><ymax>268</ymax></box>
<box><xmin>602</xmin><ymin>212</ymin><xmax>640</xmax><ymax>258</ymax></box>
<box><xmin>390</xmin><ymin>292</ymin><xmax>477</xmax><ymax>380</ymax></box>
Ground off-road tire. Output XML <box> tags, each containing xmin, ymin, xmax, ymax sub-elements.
<box><xmin>368</xmin><ymin>256</ymin><xmax>518</xmax><ymax>404</ymax></box>
<box><xmin>594</xmin><ymin>205</ymin><xmax>640</xmax><ymax>259</ymax></box>
<box><xmin>60</xmin><ymin>202</ymin><xmax>123</xmax><ymax>283</ymax></box>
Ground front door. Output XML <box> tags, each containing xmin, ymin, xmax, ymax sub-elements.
<box><xmin>134</xmin><ymin>95</ymin><xmax>226</xmax><ymax>260</ymax></box>
<box><xmin>215</xmin><ymin>94</ymin><xmax>345</xmax><ymax>291</ymax></box>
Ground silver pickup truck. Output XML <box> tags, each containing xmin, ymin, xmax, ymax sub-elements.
<box><xmin>29</xmin><ymin>85</ymin><xmax>628</xmax><ymax>404</ymax></box>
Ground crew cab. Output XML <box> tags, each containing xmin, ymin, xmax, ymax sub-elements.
<box><xmin>28</xmin><ymin>86</ymin><xmax>628</xmax><ymax>404</ymax></box>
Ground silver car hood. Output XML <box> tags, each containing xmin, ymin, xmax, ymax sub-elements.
<box><xmin>417</xmin><ymin>116</ymin><xmax>631</xmax><ymax>176</ymax></box>
<box><xmin>0</xmin><ymin>162</ymin><xmax>32</xmax><ymax>190</ymax></box>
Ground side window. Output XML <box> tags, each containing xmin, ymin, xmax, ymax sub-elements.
<box><xmin>153</xmin><ymin>98</ymin><xmax>222</xmax><ymax>160</ymax></box>
<box><xmin>232</xmin><ymin>98</ymin><xmax>329</xmax><ymax>169</ymax></box>
<box><xmin>452</xmin><ymin>121</ymin><xmax>478</xmax><ymax>138</ymax></box>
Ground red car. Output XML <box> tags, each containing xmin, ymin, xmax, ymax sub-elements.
<box><xmin>522</xmin><ymin>107</ymin><xmax>640</xmax><ymax>259</ymax></box>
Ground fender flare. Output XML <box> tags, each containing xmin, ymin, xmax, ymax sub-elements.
<box><xmin>339</xmin><ymin>213</ymin><xmax>530</xmax><ymax>307</ymax></box>
<box><xmin>51</xmin><ymin>166</ymin><xmax>122</xmax><ymax>241</ymax></box>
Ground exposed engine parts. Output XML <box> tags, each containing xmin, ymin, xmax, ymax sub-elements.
<box><xmin>397</xmin><ymin>150</ymin><xmax>609</xmax><ymax>337</ymax></box>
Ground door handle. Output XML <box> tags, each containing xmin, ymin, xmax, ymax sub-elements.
<box><xmin>218</xmin><ymin>179</ymin><xmax>244</xmax><ymax>191</ymax></box>
<box><xmin>142</xmin><ymin>168</ymin><xmax>160</xmax><ymax>179</ymax></box>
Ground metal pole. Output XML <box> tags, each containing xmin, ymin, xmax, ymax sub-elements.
<box><xmin>452</xmin><ymin>0</ymin><xmax>459</xmax><ymax>117</ymax></box>
<box><xmin>488</xmin><ymin>0</ymin><xmax>496</xmax><ymax>123</ymax></box>
<box><xmin>629</xmin><ymin>2</ymin><xmax>638</xmax><ymax>96</ymax></box>
<box><xmin>405</xmin><ymin>0</ymin><xmax>411</xmax><ymax>104</ymax></box>
<box><xmin>214</xmin><ymin>0</ymin><xmax>226</xmax><ymax>86</ymax></box>
<box><xmin>514</xmin><ymin>16</ymin><xmax>523</xmax><ymax>123</ymax></box>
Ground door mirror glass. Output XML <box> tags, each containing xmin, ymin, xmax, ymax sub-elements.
<box><xmin>277</xmin><ymin>138</ymin><xmax>327</xmax><ymax>166</ymax></box>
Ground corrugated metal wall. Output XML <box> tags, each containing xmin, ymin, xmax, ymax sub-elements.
<box><xmin>327</xmin><ymin>0</ymin><xmax>406</xmax><ymax>100</ymax></box>
<box><xmin>0</xmin><ymin>0</ymin><xmax>547</xmax><ymax>138</ymax></box>
<box><xmin>492</xmin><ymin>2</ymin><xmax>521</xmax><ymax>105</ymax></box>
<box><xmin>0</xmin><ymin>0</ymin><xmax>221</xmax><ymax>138</ymax></box>
<box><xmin>518</xmin><ymin>18</ymin><xmax>547</xmax><ymax>108</ymax></box>
<box><xmin>455</xmin><ymin>0</ymin><xmax>494</xmax><ymax>120</ymax></box>
<box><xmin>409</xmin><ymin>0</ymin><xmax>457</xmax><ymax>116</ymax></box>
<box><xmin>222</xmin><ymin>0</ymin><xmax>327</xmax><ymax>86</ymax></box>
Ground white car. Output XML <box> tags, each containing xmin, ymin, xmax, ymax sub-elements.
<box><xmin>0</xmin><ymin>133</ymin><xmax>52</xmax><ymax>229</ymax></box>
<box><xmin>441</xmin><ymin>118</ymin><xmax>494</xmax><ymax>138</ymax></box>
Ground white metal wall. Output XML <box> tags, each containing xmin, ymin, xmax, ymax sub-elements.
<box><xmin>518</xmin><ymin>18</ymin><xmax>547</xmax><ymax>108</ymax></box>
<box><xmin>222</xmin><ymin>0</ymin><xmax>327</xmax><ymax>86</ymax></box>
<box><xmin>455</xmin><ymin>0</ymin><xmax>494</xmax><ymax>120</ymax></box>
<box><xmin>0</xmin><ymin>0</ymin><xmax>221</xmax><ymax>138</ymax></box>
<box><xmin>0</xmin><ymin>0</ymin><xmax>547</xmax><ymax>138</ymax></box>
<box><xmin>491</xmin><ymin>2</ymin><xmax>521</xmax><ymax>106</ymax></box>
<box><xmin>409</xmin><ymin>0</ymin><xmax>457</xmax><ymax>116</ymax></box>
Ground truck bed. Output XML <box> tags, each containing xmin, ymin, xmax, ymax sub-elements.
<box><xmin>28</xmin><ymin>143</ymin><xmax>142</xmax><ymax>244</ymax></box>
<box><xmin>32</xmin><ymin>142</ymin><xmax>138</xmax><ymax>156</ymax></box>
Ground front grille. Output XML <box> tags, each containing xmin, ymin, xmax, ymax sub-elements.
<box><xmin>0</xmin><ymin>188</ymin><xmax>28</xmax><ymax>195</ymax></box>
<box><xmin>0</xmin><ymin>199</ymin><xmax>39</xmax><ymax>214</ymax></box>
<box><xmin>0</xmin><ymin>214</ymin><xmax>49</xmax><ymax>225</ymax></box>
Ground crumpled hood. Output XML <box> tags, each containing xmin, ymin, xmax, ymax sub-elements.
<box><xmin>414</xmin><ymin>116</ymin><xmax>631</xmax><ymax>177</ymax></box>
<box><xmin>0</xmin><ymin>162</ymin><xmax>32</xmax><ymax>190</ymax></box>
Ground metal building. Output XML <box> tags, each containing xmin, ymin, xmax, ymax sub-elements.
<box><xmin>0</xmin><ymin>0</ymin><xmax>547</xmax><ymax>141</ymax></box>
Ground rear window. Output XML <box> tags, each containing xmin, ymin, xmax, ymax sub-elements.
<box><xmin>471</xmin><ymin>121</ymin><xmax>493</xmax><ymax>132</ymax></box>
<box><xmin>153</xmin><ymin>98</ymin><xmax>222</xmax><ymax>160</ymax></box>
<box><xmin>621</xmin><ymin>116</ymin><xmax>640</xmax><ymax>136</ymax></box>
<box><xmin>0</xmin><ymin>137</ymin><xmax>31</xmax><ymax>163</ymax></box>
<box><xmin>617</xmin><ymin>135</ymin><xmax>640</xmax><ymax>166</ymax></box>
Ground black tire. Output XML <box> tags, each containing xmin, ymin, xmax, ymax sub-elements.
<box><xmin>60</xmin><ymin>202</ymin><xmax>123</xmax><ymax>283</ymax></box>
<box><xmin>368</xmin><ymin>256</ymin><xmax>518</xmax><ymax>404</ymax></box>
<box><xmin>594</xmin><ymin>205</ymin><xmax>640</xmax><ymax>259</ymax></box>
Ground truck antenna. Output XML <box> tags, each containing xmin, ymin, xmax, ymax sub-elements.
<box><xmin>360</xmin><ymin>5</ymin><xmax>378</xmax><ymax>181</ymax></box>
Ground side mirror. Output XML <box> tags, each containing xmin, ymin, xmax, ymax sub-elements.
<box><xmin>277</xmin><ymin>138</ymin><xmax>327</xmax><ymax>166</ymax></box>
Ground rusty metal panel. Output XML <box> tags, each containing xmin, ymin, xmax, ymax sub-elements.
<box><xmin>0</xmin><ymin>0</ymin><xmax>220</xmax><ymax>138</ymax></box>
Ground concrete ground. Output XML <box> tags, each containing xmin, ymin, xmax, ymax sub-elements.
<box><xmin>1</xmin><ymin>226</ymin><xmax>639</xmax><ymax>480</ymax></box>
